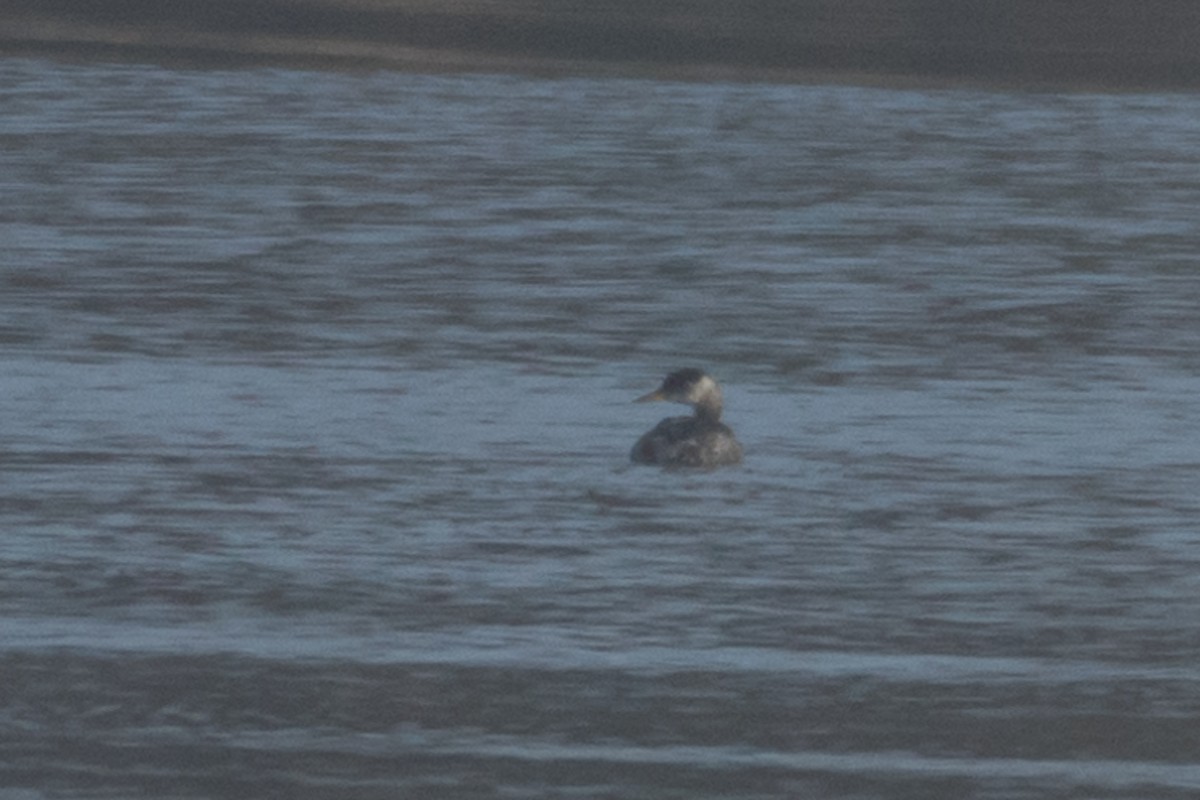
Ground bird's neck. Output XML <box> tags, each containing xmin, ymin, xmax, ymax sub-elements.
<box><xmin>693</xmin><ymin>398</ymin><xmax>723</xmax><ymax>423</ymax></box>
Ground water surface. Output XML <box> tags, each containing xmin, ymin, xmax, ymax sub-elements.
<box><xmin>2</xmin><ymin>58</ymin><xmax>1200</xmax><ymax>798</ymax></box>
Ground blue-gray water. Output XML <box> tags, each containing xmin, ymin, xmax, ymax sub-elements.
<box><xmin>3</xmin><ymin>57</ymin><xmax>1200</xmax><ymax>798</ymax></box>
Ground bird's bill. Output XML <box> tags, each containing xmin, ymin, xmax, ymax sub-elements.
<box><xmin>634</xmin><ymin>389</ymin><xmax>666</xmax><ymax>403</ymax></box>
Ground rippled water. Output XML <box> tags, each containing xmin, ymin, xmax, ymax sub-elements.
<box><xmin>3</xmin><ymin>57</ymin><xmax>1200</xmax><ymax>798</ymax></box>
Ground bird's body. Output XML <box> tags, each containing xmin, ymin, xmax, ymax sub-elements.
<box><xmin>630</xmin><ymin>368</ymin><xmax>743</xmax><ymax>469</ymax></box>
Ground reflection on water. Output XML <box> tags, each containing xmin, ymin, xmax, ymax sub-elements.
<box><xmin>2</xmin><ymin>57</ymin><xmax>1200</xmax><ymax>798</ymax></box>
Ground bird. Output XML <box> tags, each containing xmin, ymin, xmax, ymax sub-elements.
<box><xmin>630</xmin><ymin>368</ymin><xmax>743</xmax><ymax>469</ymax></box>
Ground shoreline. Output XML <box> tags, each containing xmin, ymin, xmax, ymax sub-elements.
<box><xmin>4</xmin><ymin>1</ymin><xmax>1200</xmax><ymax>90</ymax></box>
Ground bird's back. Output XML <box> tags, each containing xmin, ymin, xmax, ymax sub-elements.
<box><xmin>631</xmin><ymin>416</ymin><xmax>743</xmax><ymax>468</ymax></box>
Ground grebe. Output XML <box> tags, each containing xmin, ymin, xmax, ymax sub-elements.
<box><xmin>630</xmin><ymin>368</ymin><xmax>743</xmax><ymax>469</ymax></box>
